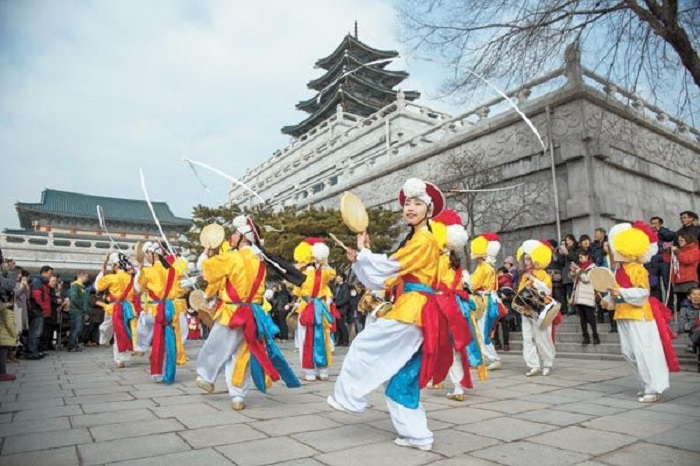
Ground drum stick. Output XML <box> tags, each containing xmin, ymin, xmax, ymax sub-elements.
<box><xmin>328</xmin><ymin>233</ymin><xmax>350</xmax><ymax>252</ymax></box>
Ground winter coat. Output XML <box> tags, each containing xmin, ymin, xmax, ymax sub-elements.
<box><xmin>13</xmin><ymin>281</ymin><xmax>29</xmax><ymax>332</ymax></box>
<box><xmin>672</xmin><ymin>242</ymin><xmax>700</xmax><ymax>285</ymax></box>
<box><xmin>30</xmin><ymin>276</ymin><xmax>51</xmax><ymax>319</ymax></box>
<box><xmin>69</xmin><ymin>281</ymin><xmax>88</xmax><ymax>315</ymax></box>
<box><xmin>679</xmin><ymin>303</ymin><xmax>700</xmax><ymax>333</ymax></box>
<box><xmin>0</xmin><ymin>303</ymin><xmax>18</xmax><ymax>347</ymax></box>
<box><xmin>571</xmin><ymin>263</ymin><xmax>597</xmax><ymax>308</ymax></box>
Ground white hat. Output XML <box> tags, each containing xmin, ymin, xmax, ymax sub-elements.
<box><xmin>312</xmin><ymin>242</ymin><xmax>330</xmax><ymax>260</ymax></box>
<box><xmin>232</xmin><ymin>215</ymin><xmax>260</xmax><ymax>244</ymax></box>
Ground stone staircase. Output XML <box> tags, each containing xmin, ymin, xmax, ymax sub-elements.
<box><xmin>507</xmin><ymin>315</ymin><xmax>699</xmax><ymax>371</ymax></box>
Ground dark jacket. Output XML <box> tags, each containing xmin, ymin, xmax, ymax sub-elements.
<box><xmin>334</xmin><ymin>283</ymin><xmax>351</xmax><ymax>313</ymax></box>
<box><xmin>556</xmin><ymin>246</ymin><xmax>579</xmax><ymax>285</ymax></box>
<box><xmin>677</xmin><ymin>225</ymin><xmax>700</xmax><ymax>245</ymax></box>
<box><xmin>30</xmin><ymin>276</ymin><xmax>50</xmax><ymax>319</ymax></box>
<box><xmin>88</xmin><ymin>293</ymin><xmax>105</xmax><ymax>324</ymax></box>
<box><xmin>590</xmin><ymin>241</ymin><xmax>605</xmax><ymax>267</ymax></box>
<box><xmin>272</xmin><ymin>287</ymin><xmax>292</xmax><ymax>315</ymax></box>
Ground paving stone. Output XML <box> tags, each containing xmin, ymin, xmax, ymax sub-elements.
<box><xmin>73</xmin><ymin>385</ymin><xmax>134</xmax><ymax>396</ymax></box>
<box><xmin>582</xmin><ymin>414</ymin><xmax>677</xmax><ymax>438</ymax></box>
<box><xmin>529</xmin><ymin>425</ymin><xmax>636</xmax><ymax>455</ymax></box>
<box><xmin>90</xmin><ymin>418</ymin><xmax>184</xmax><ymax>441</ymax></box>
<box><xmin>431</xmin><ymin>429</ymin><xmax>501</xmax><ymax>456</ymax></box>
<box><xmin>514</xmin><ymin>409</ymin><xmax>597</xmax><ymax>426</ymax></box>
<box><xmin>0</xmin><ymin>446</ymin><xmax>79</xmax><ymax>466</ymax></box>
<box><xmin>254</xmin><ymin>413</ymin><xmax>342</xmax><ymax>436</ymax></box>
<box><xmin>598</xmin><ymin>441</ymin><xmax>700</xmax><ymax>466</ymax></box>
<box><xmin>0</xmin><ymin>416</ymin><xmax>70</xmax><ymax>437</ymax></box>
<box><xmin>153</xmin><ymin>401</ymin><xmax>221</xmax><ymax>419</ymax></box>
<box><xmin>179</xmin><ymin>423</ymin><xmax>267</xmax><ymax>448</ymax></box>
<box><xmin>130</xmin><ymin>387</ymin><xmax>186</xmax><ymax>399</ymax></box>
<box><xmin>643</xmin><ymin>402</ymin><xmax>700</xmax><ymax>417</ymax></box>
<box><xmin>586</xmin><ymin>396</ymin><xmax>646</xmax><ymax>410</ymax></box>
<box><xmin>78</xmin><ymin>432</ymin><xmax>190</xmax><ymax>465</ymax></box>
<box><xmin>16</xmin><ymin>389</ymin><xmax>75</xmax><ymax>401</ymax></box>
<box><xmin>506</xmin><ymin>383</ymin><xmax>561</xmax><ymax>395</ymax></box>
<box><xmin>174</xmin><ymin>410</ymin><xmax>254</xmax><ymax>429</ymax></box>
<box><xmin>477</xmin><ymin>399</ymin><xmax>550</xmax><ymax>414</ymax></box>
<box><xmin>242</xmin><ymin>400</ymin><xmax>326</xmax><ymax>420</ymax></box>
<box><xmin>2</xmin><ymin>427</ymin><xmax>92</xmax><ymax>454</ymax></box>
<box><xmin>81</xmin><ymin>399</ymin><xmax>157</xmax><ymax>414</ymax></box>
<box><xmin>150</xmin><ymin>394</ymin><xmax>213</xmax><ymax>406</ymax></box>
<box><xmin>646</xmin><ymin>426</ymin><xmax>700</xmax><ymax>453</ymax></box>
<box><xmin>457</xmin><ymin>416</ymin><xmax>559</xmax><ymax>441</ymax></box>
<box><xmin>429</xmin><ymin>406</ymin><xmax>504</xmax><ymax>424</ymax></box>
<box><xmin>0</xmin><ymin>413</ymin><xmax>12</xmax><ymax>423</ymax></box>
<box><xmin>321</xmin><ymin>407</ymin><xmax>388</xmax><ymax>425</ymax></box>
<box><xmin>428</xmin><ymin>455</ymin><xmax>502</xmax><ymax>466</ymax></box>
<box><xmin>551</xmin><ymin>401</ymin><xmax>627</xmax><ymax>416</ymax></box>
<box><xmin>0</xmin><ymin>397</ymin><xmax>64</xmax><ymax>413</ymax></box>
<box><xmin>216</xmin><ymin>437</ymin><xmax>318</xmax><ymax>466</ymax></box>
<box><xmin>292</xmin><ymin>424</ymin><xmax>392</xmax><ymax>452</ymax></box>
<box><xmin>12</xmin><ymin>404</ymin><xmax>83</xmax><ymax>421</ymax></box>
<box><xmin>368</xmin><ymin>417</ymin><xmax>453</xmax><ymax>433</ymax></box>
<box><xmin>64</xmin><ymin>392</ymin><xmax>134</xmax><ymax>405</ymax></box>
<box><xmin>472</xmin><ymin>441</ymin><xmax>590</xmax><ymax>466</ymax></box>
<box><xmin>314</xmin><ymin>441</ymin><xmax>441</xmax><ymax>466</ymax></box>
<box><xmin>71</xmin><ymin>407</ymin><xmax>157</xmax><ymax>427</ymax></box>
<box><xmin>109</xmin><ymin>448</ymin><xmax>234</xmax><ymax>466</ymax></box>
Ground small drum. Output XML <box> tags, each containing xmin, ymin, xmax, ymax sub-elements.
<box><xmin>358</xmin><ymin>290</ymin><xmax>393</xmax><ymax>318</ymax></box>
<box><xmin>513</xmin><ymin>285</ymin><xmax>561</xmax><ymax>329</ymax></box>
<box><xmin>286</xmin><ymin>311</ymin><xmax>299</xmax><ymax>333</ymax></box>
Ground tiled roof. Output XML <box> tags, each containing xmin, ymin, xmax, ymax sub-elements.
<box><xmin>16</xmin><ymin>189</ymin><xmax>190</xmax><ymax>226</ymax></box>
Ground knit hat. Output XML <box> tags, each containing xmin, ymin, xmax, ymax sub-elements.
<box><xmin>232</xmin><ymin>215</ymin><xmax>261</xmax><ymax>244</ymax></box>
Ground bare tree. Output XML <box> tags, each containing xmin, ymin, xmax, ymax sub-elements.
<box><xmin>397</xmin><ymin>0</ymin><xmax>700</xmax><ymax>123</ymax></box>
<box><xmin>438</xmin><ymin>148</ymin><xmax>550</xmax><ymax>240</ymax></box>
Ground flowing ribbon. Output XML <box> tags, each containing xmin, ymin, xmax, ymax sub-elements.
<box><xmin>482</xmin><ymin>293</ymin><xmax>501</xmax><ymax>345</ymax></box>
<box><xmin>112</xmin><ymin>301</ymin><xmax>134</xmax><ymax>353</ymax></box>
<box><xmin>299</xmin><ymin>269</ymin><xmax>334</xmax><ymax>370</ymax></box>
<box><xmin>457</xmin><ymin>296</ymin><xmax>483</xmax><ymax>367</ymax></box>
<box><xmin>385</xmin><ymin>350</ymin><xmax>422</xmax><ymax>409</ymax></box>
<box><xmin>149</xmin><ymin>267</ymin><xmax>177</xmax><ymax>384</ymax></box>
<box><xmin>250</xmin><ymin>303</ymin><xmax>301</xmax><ymax>389</ymax></box>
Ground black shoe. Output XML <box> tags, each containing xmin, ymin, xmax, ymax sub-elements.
<box><xmin>25</xmin><ymin>354</ymin><xmax>44</xmax><ymax>360</ymax></box>
<box><xmin>582</xmin><ymin>338</ymin><xmax>590</xmax><ymax>346</ymax></box>
<box><xmin>592</xmin><ymin>335</ymin><xmax>600</xmax><ymax>345</ymax></box>
<box><xmin>609</xmin><ymin>328</ymin><xmax>618</xmax><ymax>334</ymax></box>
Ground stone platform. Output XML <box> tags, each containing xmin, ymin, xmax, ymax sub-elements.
<box><xmin>1</xmin><ymin>340</ymin><xmax>699</xmax><ymax>466</ymax></box>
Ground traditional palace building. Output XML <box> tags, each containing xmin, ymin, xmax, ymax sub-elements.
<box><xmin>231</xmin><ymin>35</ymin><xmax>700</xmax><ymax>253</ymax></box>
<box><xmin>1</xmin><ymin>189</ymin><xmax>190</xmax><ymax>273</ymax></box>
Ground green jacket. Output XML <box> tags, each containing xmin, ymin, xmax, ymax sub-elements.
<box><xmin>69</xmin><ymin>281</ymin><xmax>88</xmax><ymax>315</ymax></box>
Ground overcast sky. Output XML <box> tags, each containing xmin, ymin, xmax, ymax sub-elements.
<box><xmin>0</xmin><ymin>0</ymin><xmax>461</xmax><ymax>230</ymax></box>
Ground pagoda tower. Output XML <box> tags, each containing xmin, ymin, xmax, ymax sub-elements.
<box><xmin>282</xmin><ymin>30</ymin><xmax>420</xmax><ymax>138</ymax></box>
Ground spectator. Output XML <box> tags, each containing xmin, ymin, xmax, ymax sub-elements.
<box><xmin>578</xmin><ymin>235</ymin><xmax>592</xmax><ymax>256</ymax></box>
<box><xmin>547</xmin><ymin>241</ymin><xmax>566</xmax><ymax>330</ymax></box>
<box><xmin>271</xmin><ymin>282</ymin><xmax>292</xmax><ymax>341</ymax></box>
<box><xmin>0</xmin><ymin>300</ymin><xmax>18</xmax><ymax>381</ymax></box>
<box><xmin>569</xmin><ymin>250</ymin><xmax>600</xmax><ymax>345</ymax></box>
<box><xmin>13</xmin><ymin>270</ymin><xmax>29</xmax><ymax>336</ymax></box>
<box><xmin>671</xmin><ymin>233</ymin><xmax>700</xmax><ymax>311</ymax></box>
<box><xmin>503</xmin><ymin>256</ymin><xmax>519</xmax><ymax>288</ymax></box>
<box><xmin>591</xmin><ymin>228</ymin><xmax>607</xmax><ymax>266</ymax></box>
<box><xmin>679</xmin><ymin>287</ymin><xmax>700</xmax><ymax>353</ymax></box>
<box><xmin>41</xmin><ymin>275</ymin><xmax>62</xmax><ymax>351</ymax></box>
<box><xmin>557</xmin><ymin>234</ymin><xmax>579</xmax><ymax>315</ymax></box>
<box><xmin>83</xmin><ymin>289</ymin><xmax>105</xmax><ymax>347</ymax></box>
<box><xmin>350</xmin><ymin>283</ymin><xmax>364</xmax><ymax>336</ymax></box>
<box><xmin>28</xmin><ymin>265</ymin><xmax>52</xmax><ymax>359</ymax></box>
<box><xmin>677</xmin><ymin>211</ymin><xmax>700</xmax><ymax>243</ymax></box>
<box><xmin>332</xmin><ymin>274</ymin><xmax>350</xmax><ymax>346</ymax></box>
<box><xmin>495</xmin><ymin>266</ymin><xmax>515</xmax><ymax>351</ymax></box>
<box><xmin>68</xmin><ymin>271</ymin><xmax>89</xmax><ymax>352</ymax></box>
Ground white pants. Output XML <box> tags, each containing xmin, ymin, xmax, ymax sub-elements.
<box><xmin>135</xmin><ymin>311</ymin><xmax>188</xmax><ymax>352</ymax></box>
<box><xmin>477</xmin><ymin>314</ymin><xmax>500</xmax><ymax>364</ymax></box>
<box><xmin>522</xmin><ymin>316</ymin><xmax>555</xmax><ymax>369</ymax></box>
<box><xmin>618</xmin><ymin>319</ymin><xmax>670</xmax><ymax>395</ymax></box>
<box><xmin>179</xmin><ymin>312</ymin><xmax>189</xmax><ymax>346</ymax></box>
<box><xmin>331</xmin><ymin>318</ymin><xmax>433</xmax><ymax>446</ymax></box>
<box><xmin>99</xmin><ymin>315</ymin><xmax>132</xmax><ymax>365</ymax></box>
<box><xmin>196</xmin><ymin>322</ymin><xmax>250</xmax><ymax>401</ymax></box>
<box><xmin>298</xmin><ymin>325</ymin><xmax>330</xmax><ymax>380</ymax></box>
<box><xmin>447</xmin><ymin>351</ymin><xmax>467</xmax><ymax>395</ymax></box>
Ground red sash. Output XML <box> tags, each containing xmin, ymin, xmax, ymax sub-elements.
<box><xmin>112</xmin><ymin>277</ymin><xmax>134</xmax><ymax>353</ymax></box>
<box><xmin>224</xmin><ymin>262</ymin><xmax>280</xmax><ymax>382</ymax></box>
<box><xmin>300</xmin><ymin>269</ymin><xmax>323</xmax><ymax>369</ymax></box>
<box><xmin>149</xmin><ymin>267</ymin><xmax>176</xmax><ymax>376</ymax></box>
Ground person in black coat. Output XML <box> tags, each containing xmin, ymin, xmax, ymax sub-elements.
<box><xmin>332</xmin><ymin>274</ymin><xmax>351</xmax><ymax>346</ymax></box>
<box><xmin>271</xmin><ymin>282</ymin><xmax>292</xmax><ymax>341</ymax></box>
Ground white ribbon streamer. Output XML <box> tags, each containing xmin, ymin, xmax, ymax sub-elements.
<box><xmin>183</xmin><ymin>157</ymin><xmax>265</xmax><ymax>204</ymax></box>
<box><xmin>96</xmin><ymin>205</ymin><xmax>123</xmax><ymax>251</ymax></box>
<box><xmin>139</xmin><ymin>168</ymin><xmax>174</xmax><ymax>255</ymax></box>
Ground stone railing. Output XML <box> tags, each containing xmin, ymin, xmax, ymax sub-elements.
<box><xmin>0</xmin><ymin>232</ymin><xmax>135</xmax><ymax>253</ymax></box>
<box><xmin>233</xmin><ymin>93</ymin><xmax>452</xmax><ymax>196</ymax></box>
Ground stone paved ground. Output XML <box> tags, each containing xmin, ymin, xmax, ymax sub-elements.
<box><xmin>1</xmin><ymin>341</ymin><xmax>699</xmax><ymax>466</ymax></box>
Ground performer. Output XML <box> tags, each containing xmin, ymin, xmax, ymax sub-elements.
<box><xmin>195</xmin><ymin>215</ymin><xmax>300</xmax><ymax>410</ymax></box>
<box><xmin>516</xmin><ymin>240</ymin><xmax>557</xmax><ymax>376</ymax></box>
<box><xmin>605</xmin><ymin>222</ymin><xmax>677</xmax><ymax>403</ymax></box>
<box><xmin>97</xmin><ymin>252</ymin><xmax>136</xmax><ymax>369</ymax></box>
<box><xmin>136</xmin><ymin>242</ymin><xmax>190</xmax><ymax>384</ymax></box>
<box><xmin>328</xmin><ymin>178</ymin><xmax>470</xmax><ymax>452</ymax></box>
<box><xmin>293</xmin><ymin>238</ymin><xmax>337</xmax><ymax>382</ymax></box>
<box><xmin>467</xmin><ymin>233</ymin><xmax>504</xmax><ymax>371</ymax></box>
<box><xmin>431</xmin><ymin>210</ymin><xmax>474</xmax><ymax>402</ymax></box>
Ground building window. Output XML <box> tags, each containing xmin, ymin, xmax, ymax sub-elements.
<box><xmin>329</xmin><ymin>175</ymin><xmax>338</xmax><ymax>186</ymax></box>
<box><xmin>312</xmin><ymin>183</ymin><xmax>324</xmax><ymax>194</ymax></box>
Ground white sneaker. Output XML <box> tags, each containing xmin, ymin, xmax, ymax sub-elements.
<box><xmin>394</xmin><ymin>437</ymin><xmax>432</xmax><ymax>451</ymax></box>
<box><xmin>542</xmin><ymin>367</ymin><xmax>552</xmax><ymax>376</ymax></box>
<box><xmin>486</xmin><ymin>360</ymin><xmax>502</xmax><ymax>371</ymax></box>
<box><xmin>638</xmin><ymin>394</ymin><xmax>661</xmax><ymax>403</ymax></box>
<box><xmin>525</xmin><ymin>367</ymin><xmax>541</xmax><ymax>377</ymax></box>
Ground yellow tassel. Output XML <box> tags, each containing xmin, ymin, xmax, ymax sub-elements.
<box><xmin>469</xmin><ymin>313</ymin><xmax>488</xmax><ymax>382</ymax></box>
<box><xmin>477</xmin><ymin>365</ymin><xmax>488</xmax><ymax>382</ymax></box>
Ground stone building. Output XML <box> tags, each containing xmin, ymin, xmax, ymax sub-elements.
<box><xmin>232</xmin><ymin>39</ymin><xmax>700</xmax><ymax>257</ymax></box>
<box><xmin>1</xmin><ymin>189</ymin><xmax>190</xmax><ymax>274</ymax></box>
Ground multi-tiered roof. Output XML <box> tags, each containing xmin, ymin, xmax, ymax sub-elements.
<box><xmin>282</xmin><ymin>33</ymin><xmax>420</xmax><ymax>137</ymax></box>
